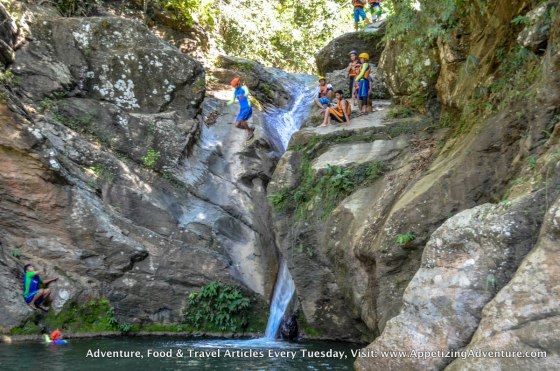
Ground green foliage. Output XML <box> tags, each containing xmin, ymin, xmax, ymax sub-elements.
<box><xmin>270</xmin><ymin>160</ymin><xmax>385</xmax><ymax>221</ymax></box>
<box><xmin>86</xmin><ymin>164</ymin><xmax>115</xmax><ymax>183</ymax></box>
<box><xmin>142</xmin><ymin>148</ymin><xmax>161</xmax><ymax>168</ymax></box>
<box><xmin>527</xmin><ymin>155</ymin><xmax>537</xmax><ymax>170</ymax></box>
<box><xmin>184</xmin><ymin>281</ymin><xmax>252</xmax><ymax>333</ymax></box>
<box><xmin>11</xmin><ymin>299</ymin><xmax>122</xmax><ymax>334</ymax></box>
<box><xmin>388</xmin><ymin>105</ymin><xmax>414</xmax><ymax>118</ymax></box>
<box><xmin>510</xmin><ymin>177</ymin><xmax>524</xmax><ymax>186</ymax></box>
<box><xmin>0</xmin><ymin>69</ymin><xmax>20</xmax><ymax>86</ymax></box>
<box><xmin>10</xmin><ymin>248</ymin><xmax>21</xmax><ymax>258</ymax></box>
<box><xmin>54</xmin><ymin>0</ymin><xmax>102</xmax><ymax>17</ymax></box>
<box><xmin>511</xmin><ymin>15</ymin><xmax>530</xmax><ymax>25</ymax></box>
<box><xmin>395</xmin><ymin>232</ymin><xmax>415</xmax><ymax>246</ymax></box>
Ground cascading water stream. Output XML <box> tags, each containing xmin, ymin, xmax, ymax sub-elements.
<box><xmin>264</xmin><ymin>260</ymin><xmax>296</xmax><ymax>339</ymax></box>
<box><xmin>262</xmin><ymin>73</ymin><xmax>316</xmax><ymax>339</ymax></box>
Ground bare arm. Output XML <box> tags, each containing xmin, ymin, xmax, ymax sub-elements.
<box><xmin>343</xmin><ymin>101</ymin><xmax>351</xmax><ymax>124</ymax></box>
<box><xmin>43</xmin><ymin>276</ymin><xmax>58</xmax><ymax>285</ymax></box>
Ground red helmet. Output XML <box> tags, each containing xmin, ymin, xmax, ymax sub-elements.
<box><xmin>230</xmin><ymin>77</ymin><xmax>241</xmax><ymax>87</ymax></box>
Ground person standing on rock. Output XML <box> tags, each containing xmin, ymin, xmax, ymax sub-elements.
<box><xmin>352</xmin><ymin>0</ymin><xmax>371</xmax><ymax>31</ymax></box>
<box><xmin>227</xmin><ymin>77</ymin><xmax>255</xmax><ymax>141</ymax></box>
<box><xmin>369</xmin><ymin>0</ymin><xmax>382</xmax><ymax>21</ymax></box>
<box><xmin>314</xmin><ymin>76</ymin><xmax>333</xmax><ymax>110</ymax></box>
<box><xmin>22</xmin><ymin>263</ymin><xmax>58</xmax><ymax>312</ymax></box>
<box><xmin>319</xmin><ymin>90</ymin><xmax>351</xmax><ymax>127</ymax></box>
<box><xmin>355</xmin><ymin>53</ymin><xmax>371</xmax><ymax>115</ymax></box>
<box><xmin>345</xmin><ymin>51</ymin><xmax>362</xmax><ymax>107</ymax></box>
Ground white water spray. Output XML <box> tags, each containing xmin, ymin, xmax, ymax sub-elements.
<box><xmin>264</xmin><ymin>260</ymin><xmax>296</xmax><ymax>339</ymax></box>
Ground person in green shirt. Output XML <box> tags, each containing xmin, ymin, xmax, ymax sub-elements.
<box><xmin>23</xmin><ymin>264</ymin><xmax>58</xmax><ymax>311</ymax></box>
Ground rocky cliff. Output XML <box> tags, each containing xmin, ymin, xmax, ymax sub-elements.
<box><xmin>268</xmin><ymin>0</ymin><xmax>560</xmax><ymax>368</ymax></box>
<box><xmin>0</xmin><ymin>2</ymin><xmax>285</xmax><ymax>333</ymax></box>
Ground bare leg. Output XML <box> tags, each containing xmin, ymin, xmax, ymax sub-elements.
<box><xmin>354</xmin><ymin>22</ymin><xmax>359</xmax><ymax>31</ymax></box>
<box><xmin>314</xmin><ymin>98</ymin><xmax>324</xmax><ymax>109</ymax></box>
<box><xmin>319</xmin><ymin>110</ymin><xmax>330</xmax><ymax>127</ymax></box>
<box><xmin>327</xmin><ymin>90</ymin><xmax>333</xmax><ymax>104</ymax></box>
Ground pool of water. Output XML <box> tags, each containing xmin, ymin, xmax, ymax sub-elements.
<box><xmin>0</xmin><ymin>337</ymin><xmax>360</xmax><ymax>370</ymax></box>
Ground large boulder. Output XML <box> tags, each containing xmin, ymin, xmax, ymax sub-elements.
<box><xmin>12</xmin><ymin>16</ymin><xmax>205</xmax><ymax>172</ymax></box>
<box><xmin>354</xmin><ymin>193</ymin><xmax>545</xmax><ymax>371</ymax></box>
<box><xmin>315</xmin><ymin>22</ymin><xmax>385</xmax><ymax>75</ymax></box>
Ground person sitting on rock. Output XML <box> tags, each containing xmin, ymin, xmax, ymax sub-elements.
<box><xmin>227</xmin><ymin>77</ymin><xmax>255</xmax><ymax>141</ymax></box>
<box><xmin>23</xmin><ymin>263</ymin><xmax>58</xmax><ymax>312</ymax></box>
<box><xmin>345</xmin><ymin>51</ymin><xmax>362</xmax><ymax>107</ymax></box>
<box><xmin>369</xmin><ymin>0</ymin><xmax>382</xmax><ymax>21</ymax></box>
<box><xmin>352</xmin><ymin>0</ymin><xmax>371</xmax><ymax>31</ymax></box>
<box><xmin>355</xmin><ymin>53</ymin><xmax>371</xmax><ymax>116</ymax></box>
<box><xmin>319</xmin><ymin>90</ymin><xmax>351</xmax><ymax>127</ymax></box>
<box><xmin>314</xmin><ymin>76</ymin><xmax>333</xmax><ymax>110</ymax></box>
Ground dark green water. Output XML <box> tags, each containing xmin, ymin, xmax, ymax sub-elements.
<box><xmin>0</xmin><ymin>337</ymin><xmax>360</xmax><ymax>370</ymax></box>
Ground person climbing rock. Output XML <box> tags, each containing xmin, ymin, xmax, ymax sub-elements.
<box><xmin>355</xmin><ymin>53</ymin><xmax>371</xmax><ymax>116</ymax></box>
<box><xmin>345</xmin><ymin>50</ymin><xmax>362</xmax><ymax>107</ymax></box>
<box><xmin>352</xmin><ymin>0</ymin><xmax>371</xmax><ymax>31</ymax></box>
<box><xmin>314</xmin><ymin>76</ymin><xmax>333</xmax><ymax>110</ymax></box>
<box><xmin>22</xmin><ymin>263</ymin><xmax>58</xmax><ymax>312</ymax></box>
<box><xmin>369</xmin><ymin>0</ymin><xmax>382</xmax><ymax>21</ymax></box>
<box><xmin>227</xmin><ymin>77</ymin><xmax>255</xmax><ymax>141</ymax></box>
<box><xmin>319</xmin><ymin>90</ymin><xmax>351</xmax><ymax>127</ymax></box>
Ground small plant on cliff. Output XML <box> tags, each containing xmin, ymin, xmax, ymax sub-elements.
<box><xmin>396</xmin><ymin>232</ymin><xmax>416</xmax><ymax>246</ymax></box>
<box><xmin>142</xmin><ymin>148</ymin><xmax>160</xmax><ymax>169</ymax></box>
<box><xmin>184</xmin><ymin>281</ymin><xmax>251</xmax><ymax>332</ymax></box>
<box><xmin>10</xmin><ymin>248</ymin><xmax>21</xmax><ymax>258</ymax></box>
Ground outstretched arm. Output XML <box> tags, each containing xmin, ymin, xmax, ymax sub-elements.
<box><xmin>226</xmin><ymin>90</ymin><xmax>236</xmax><ymax>106</ymax></box>
<box><xmin>356</xmin><ymin>63</ymin><xmax>368</xmax><ymax>81</ymax></box>
<box><xmin>43</xmin><ymin>276</ymin><xmax>58</xmax><ymax>285</ymax></box>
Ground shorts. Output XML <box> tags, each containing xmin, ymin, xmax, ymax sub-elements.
<box><xmin>348</xmin><ymin>76</ymin><xmax>356</xmax><ymax>96</ymax></box>
<box><xmin>318</xmin><ymin>97</ymin><xmax>330</xmax><ymax>106</ymax></box>
<box><xmin>354</xmin><ymin>8</ymin><xmax>367</xmax><ymax>22</ymax></box>
<box><xmin>358</xmin><ymin>79</ymin><xmax>370</xmax><ymax>98</ymax></box>
<box><xmin>329</xmin><ymin>108</ymin><xmax>346</xmax><ymax>123</ymax></box>
<box><xmin>370</xmin><ymin>4</ymin><xmax>381</xmax><ymax>16</ymax></box>
<box><xmin>236</xmin><ymin>106</ymin><xmax>253</xmax><ymax>122</ymax></box>
<box><xmin>24</xmin><ymin>291</ymin><xmax>40</xmax><ymax>304</ymax></box>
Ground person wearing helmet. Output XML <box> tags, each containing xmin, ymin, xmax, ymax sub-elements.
<box><xmin>345</xmin><ymin>51</ymin><xmax>362</xmax><ymax>107</ymax></box>
<box><xmin>352</xmin><ymin>0</ymin><xmax>371</xmax><ymax>31</ymax></box>
<box><xmin>355</xmin><ymin>53</ymin><xmax>371</xmax><ymax>115</ymax></box>
<box><xmin>314</xmin><ymin>76</ymin><xmax>333</xmax><ymax>110</ymax></box>
<box><xmin>369</xmin><ymin>0</ymin><xmax>382</xmax><ymax>21</ymax></box>
<box><xmin>319</xmin><ymin>90</ymin><xmax>351</xmax><ymax>127</ymax></box>
<box><xmin>227</xmin><ymin>77</ymin><xmax>255</xmax><ymax>141</ymax></box>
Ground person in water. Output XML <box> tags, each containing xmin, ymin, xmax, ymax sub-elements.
<box><xmin>352</xmin><ymin>0</ymin><xmax>371</xmax><ymax>31</ymax></box>
<box><xmin>314</xmin><ymin>76</ymin><xmax>333</xmax><ymax>110</ymax></box>
<box><xmin>45</xmin><ymin>329</ymin><xmax>67</xmax><ymax>345</ymax></box>
<box><xmin>227</xmin><ymin>77</ymin><xmax>255</xmax><ymax>141</ymax></box>
<box><xmin>355</xmin><ymin>53</ymin><xmax>371</xmax><ymax>116</ymax></box>
<box><xmin>345</xmin><ymin>50</ymin><xmax>361</xmax><ymax>107</ymax></box>
<box><xmin>319</xmin><ymin>90</ymin><xmax>351</xmax><ymax>127</ymax></box>
<box><xmin>23</xmin><ymin>263</ymin><xmax>58</xmax><ymax>311</ymax></box>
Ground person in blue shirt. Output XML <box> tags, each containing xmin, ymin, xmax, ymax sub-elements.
<box><xmin>23</xmin><ymin>263</ymin><xmax>58</xmax><ymax>311</ymax></box>
<box><xmin>227</xmin><ymin>77</ymin><xmax>255</xmax><ymax>141</ymax></box>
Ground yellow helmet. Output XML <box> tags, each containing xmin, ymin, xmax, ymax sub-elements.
<box><xmin>317</xmin><ymin>76</ymin><xmax>326</xmax><ymax>81</ymax></box>
<box><xmin>359</xmin><ymin>53</ymin><xmax>369</xmax><ymax>59</ymax></box>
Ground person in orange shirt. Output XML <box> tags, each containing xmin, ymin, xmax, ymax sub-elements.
<box><xmin>345</xmin><ymin>50</ymin><xmax>361</xmax><ymax>107</ymax></box>
<box><xmin>352</xmin><ymin>0</ymin><xmax>371</xmax><ymax>31</ymax></box>
<box><xmin>319</xmin><ymin>90</ymin><xmax>351</xmax><ymax>127</ymax></box>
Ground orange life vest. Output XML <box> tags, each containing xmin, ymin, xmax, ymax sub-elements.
<box><xmin>348</xmin><ymin>61</ymin><xmax>361</xmax><ymax>77</ymax></box>
<box><xmin>369</xmin><ymin>0</ymin><xmax>380</xmax><ymax>4</ymax></box>
<box><xmin>353</xmin><ymin>0</ymin><xmax>364</xmax><ymax>8</ymax></box>
<box><xmin>319</xmin><ymin>84</ymin><xmax>329</xmax><ymax>98</ymax></box>
<box><xmin>334</xmin><ymin>99</ymin><xmax>351</xmax><ymax>117</ymax></box>
<box><xmin>353</xmin><ymin>61</ymin><xmax>363</xmax><ymax>76</ymax></box>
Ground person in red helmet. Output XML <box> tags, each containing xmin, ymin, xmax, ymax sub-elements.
<box><xmin>227</xmin><ymin>77</ymin><xmax>255</xmax><ymax>141</ymax></box>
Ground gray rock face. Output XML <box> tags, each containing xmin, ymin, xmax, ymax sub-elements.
<box><xmin>315</xmin><ymin>22</ymin><xmax>385</xmax><ymax>75</ymax></box>
<box><xmin>517</xmin><ymin>1</ymin><xmax>557</xmax><ymax>52</ymax></box>
<box><xmin>213</xmin><ymin>55</ymin><xmax>290</xmax><ymax>108</ymax></box>
<box><xmin>0</xmin><ymin>13</ymin><xmax>278</xmax><ymax>332</ymax></box>
<box><xmin>446</xmin><ymin>193</ymin><xmax>560</xmax><ymax>370</ymax></box>
<box><xmin>354</xmin><ymin>193</ymin><xmax>545</xmax><ymax>370</ymax></box>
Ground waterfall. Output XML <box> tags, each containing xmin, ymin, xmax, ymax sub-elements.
<box><xmin>264</xmin><ymin>260</ymin><xmax>296</xmax><ymax>339</ymax></box>
<box><xmin>263</xmin><ymin>77</ymin><xmax>317</xmax><ymax>154</ymax></box>
<box><xmin>262</xmin><ymin>74</ymin><xmax>315</xmax><ymax>339</ymax></box>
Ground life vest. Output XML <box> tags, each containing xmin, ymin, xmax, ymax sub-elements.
<box><xmin>319</xmin><ymin>84</ymin><xmax>329</xmax><ymax>98</ymax></box>
<box><xmin>353</xmin><ymin>0</ymin><xmax>364</xmax><ymax>8</ymax></box>
<box><xmin>369</xmin><ymin>0</ymin><xmax>380</xmax><ymax>4</ymax></box>
<box><xmin>357</xmin><ymin>63</ymin><xmax>371</xmax><ymax>81</ymax></box>
<box><xmin>334</xmin><ymin>99</ymin><xmax>351</xmax><ymax>116</ymax></box>
<box><xmin>348</xmin><ymin>61</ymin><xmax>361</xmax><ymax>77</ymax></box>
